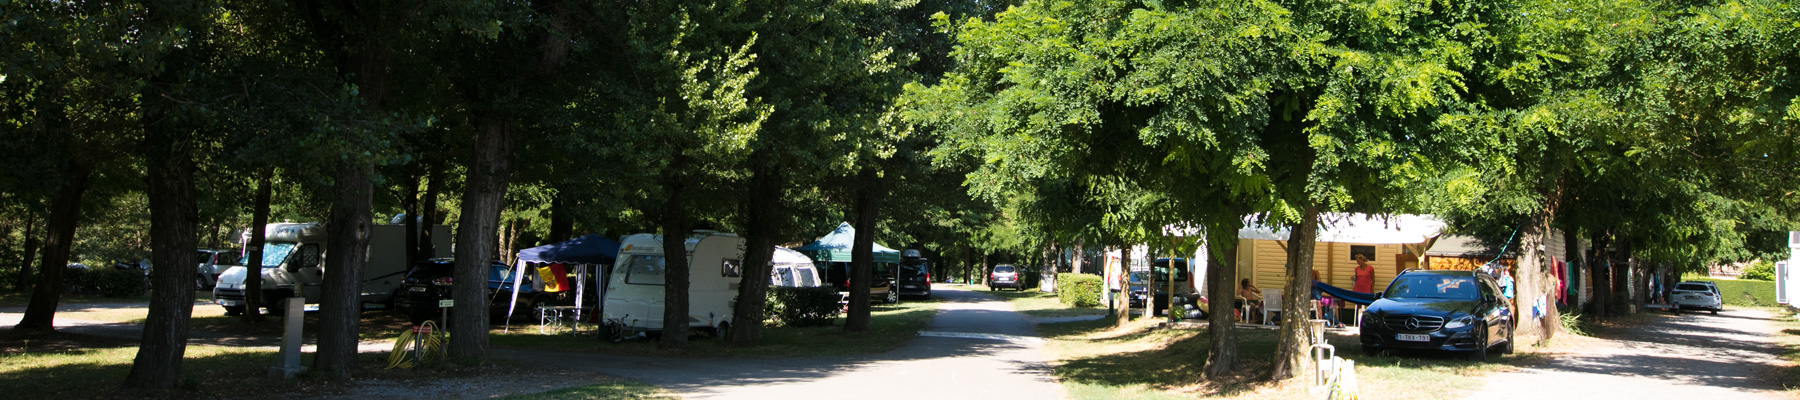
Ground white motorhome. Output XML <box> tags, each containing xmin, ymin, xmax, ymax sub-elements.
<box><xmin>212</xmin><ymin>222</ymin><xmax>449</xmax><ymax>315</ymax></box>
<box><xmin>603</xmin><ymin>232</ymin><xmax>748</xmax><ymax>337</ymax></box>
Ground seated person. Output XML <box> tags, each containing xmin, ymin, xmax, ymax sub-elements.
<box><xmin>1312</xmin><ymin>270</ymin><xmax>1342</xmax><ymax>328</ymax></box>
<box><xmin>1236</xmin><ymin>278</ymin><xmax>1263</xmax><ymax>319</ymax></box>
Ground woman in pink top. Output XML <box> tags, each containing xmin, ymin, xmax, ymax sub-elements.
<box><xmin>1352</xmin><ymin>254</ymin><xmax>1375</xmax><ymax>293</ymax></box>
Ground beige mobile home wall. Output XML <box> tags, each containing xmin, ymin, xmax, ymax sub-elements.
<box><xmin>1241</xmin><ymin>239</ymin><xmax>1407</xmax><ymax>294</ymax></box>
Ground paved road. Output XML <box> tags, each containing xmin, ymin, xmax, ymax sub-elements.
<box><xmin>1470</xmin><ymin>307</ymin><xmax>1789</xmax><ymax>400</ymax></box>
<box><xmin>495</xmin><ymin>285</ymin><xmax>1063</xmax><ymax>399</ymax></box>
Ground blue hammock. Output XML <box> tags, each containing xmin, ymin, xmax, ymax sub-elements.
<box><xmin>1314</xmin><ymin>281</ymin><xmax>1378</xmax><ymax>306</ymax></box>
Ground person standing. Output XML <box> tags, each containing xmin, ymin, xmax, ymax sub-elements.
<box><xmin>1352</xmin><ymin>253</ymin><xmax>1376</xmax><ymax>294</ymax></box>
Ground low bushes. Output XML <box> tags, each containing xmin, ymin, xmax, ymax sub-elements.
<box><xmin>1056</xmin><ymin>273</ymin><xmax>1102</xmax><ymax>308</ymax></box>
<box><xmin>64</xmin><ymin>267</ymin><xmax>145</xmax><ymax>297</ymax></box>
<box><xmin>764</xmin><ymin>286</ymin><xmax>842</xmax><ymax>327</ymax></box>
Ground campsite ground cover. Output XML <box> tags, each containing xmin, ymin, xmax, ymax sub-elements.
<box><xmin>490</xmin><ymin>297</ymin><xmax>942</xmax><ymax>358</ymax></box>
<box><xmin>982</xmin><ymin>286</ymin><xmax>1110</xmax><ymax>318</ymax></box>
<box><xmin>1038</xmin><ymin>318</ymin><xmax>1521</xmax><ymax>399</ymax></box>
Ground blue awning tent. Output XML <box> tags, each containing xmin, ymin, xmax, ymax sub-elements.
<box><xmin>517</xmin><ymin>233</ymin><xmax>620</xmax><ymax>265</ymax></box>
<box><xmin>795</xmin><ymin>222</ymin><xmax>901</xmax><ymax>264</ymax></box>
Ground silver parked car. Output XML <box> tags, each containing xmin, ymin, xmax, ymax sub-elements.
<box><xmin>1671</xmin><ymin>281</ymin><xmax>1723</xmax><ymax>314</ymax></box>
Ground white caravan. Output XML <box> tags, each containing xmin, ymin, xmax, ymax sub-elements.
<box><xmin>771</xmin><ymin>247</ymin><xmax>823</xmax><ymax>288</ymax></box>
<box><xmin>212</xmin><ymin>222</ymin><xmax>449</xmax><ymax>315</ymax></box>
<box><xmin>603</xmin><ymin>232</ymin><xmax>749</xmax><ymax>336</ymax></box>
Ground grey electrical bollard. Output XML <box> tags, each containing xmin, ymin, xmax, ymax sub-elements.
<box><xmin>268</xmin><ymin>297</ymin><xmax>308</xmax><ymax>379</ymax></box>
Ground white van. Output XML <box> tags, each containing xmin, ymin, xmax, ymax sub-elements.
<box><xmin>603</xmin><ymin>232</ymin><xmax>746</xmax><ymax>337</ymax></box>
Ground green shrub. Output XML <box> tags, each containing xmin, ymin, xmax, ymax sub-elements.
<box><xmin>1740</xmin><ymin>261</ymin><xmax>1775</xmax><ymax>281</ymax></box>
<box><xmin>1056</xmin><ymin>273</ymin><xmax>1102</xmax><ymax>308</ymax></box>
<box><xmin>63</xmin><ymin>267</ymin><xmax>93</xmax><ymax>293</ymax></box>
<box><xmin>93</xmin><ymin>268</ymin><xmax>146</xmax><ymax>297</ymax></box>
<box><xmin>765</xmin><ymin>286</ymin><xmax>842</xmax><ymax>327</ymax></box>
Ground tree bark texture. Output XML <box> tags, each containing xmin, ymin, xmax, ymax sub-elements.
<box><xmin>15</xmin><ymin>162</ymin><xmax>89</xmax><ymax>332</ymax></box>
<box><xmin>16</xmin><ymin>213</ymin><xmax>37</xmax><ymax>291</ymax></box>
<box><xmin>1202</xmin><ymin>218</ymin><xmax>1244</xmax><ymax>379</ymax></box>
<box><xmin>241</xmin><ymin>169</ymin><xmax>273</xmax><ymax>323</ymax></box>
<box><xmin>402</xmin><ymin>170</ymin><xmax>419</xmax><ymax>268</ymax></box>
<box><xmin>1515</xmin><ymin>214</ymin><xmax>1549</xmax><ymax>344</ymax></box>
<box><xmin>419</xmin><ymin>163</ymin><xmax>441</xmax><ymax>262</ymax></box>
<box><xmin>450</xmin><ymin>118</ymin><xmax>515</xmax><ymax>361</ymax></box>
<box><xmin>315</xmin><ymin>163</ymin><xmax>373</xmax><ymax>379</ymax></box>
<box><xmin>730</xmin><ymin>160</ymin><xmax>783</xmax><ymax>345</ymax></box>
<box><xmin>844</xmin><ymin>169</ymin><xmax>881</xmax><ymax>334</ymax></box>
<box><xmin>1271</xmin><ymin>205</ymin><xmax>1321</xmax><ymax>381</ymax></box>
<box><xmin>658</xmin><ymin>163</ymin><xmax>692</xmax><ymax>349</ymax></box>
<box><xmin>124</xmin><ymin>117</ymin><xmax>200</xmax><ymax>390</ymax></box>
<box><xmin>1586</xmin><ymin>231</ymin><xmax>1612</xmax><ymax>321</ymax></box>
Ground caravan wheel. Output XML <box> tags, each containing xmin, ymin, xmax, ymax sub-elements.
<box><xmin>712</xmin><ymin>322</ymin><xmax>731</xmax><ymax>340</ymax></box>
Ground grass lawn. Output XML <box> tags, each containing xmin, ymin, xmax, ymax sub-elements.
<box><xmin>491</xmin><ymin>298</ymin><xmax>942</xmax><ymax>357</ymax></box>
<box><xmin>0</xmin><ymin>291</ymin><xmax>156</xmax><ymax>308</ymax></box>
<box><xmin>984</xmin><ymin>288</ymin><xmax>1110</xmax><ymax>318</ymax></box>
<box><xmin>1037</xmin><ymin>318</ymin><xmax>1526</xmax><ymax>399</ymax></box>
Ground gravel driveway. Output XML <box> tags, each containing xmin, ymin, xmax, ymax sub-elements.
<box><xmin>494</xmin><ymin>285</ymin><xmax>1062</xmax><ymax>399</ymax></box>
<box><xmin>1470</xmin><ymin>308</ymin><xmax>1791</xmax><ymax>400</ymax></box>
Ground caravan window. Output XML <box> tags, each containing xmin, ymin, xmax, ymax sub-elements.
<box><xmin>243</xmin><ymin>242</ymin><xmax>298</xmax><ymax>267</ymax></box>
<box><xmin>722</xmin><ymin>259</ymin><xmax>742</xmax><ymax>278</ymax></box>
<box><xmin>624</xmin><ymin>255</ymin><xmax>667</xmax><ymax>285</ymax></box>
<box><xmin>796</xmin><ymin>268</ymin><xmax>819</xmax><ymax>287</ymax></box>
<box><xmin>294</xmin><ymin>244</ymin><xmax>321</xmax><ymax>269</ymax></box>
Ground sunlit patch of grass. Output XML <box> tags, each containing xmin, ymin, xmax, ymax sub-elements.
<box><xmin>985</xmin><ymin>289</ymin><xmax>1109</xmax><ymax>318</ymax></box>
<box><xmin>1038</xmin><ymin>317</ymin><xmax>1520</xmax><ymax>399</ymax></box>
<box><xmin>1757</xmin><ymin>307</ymin><xmax>1800</xmax><ymax>396</ymax></box>
<box><xmin>498</xmin><ymin>378</ymin><xmax>675</xmax><ymax>399</ymax></box>
<box><xmin>491</xmin><ymin>298</ymin><xmax>941</xmax><ymax>357</ymax></box>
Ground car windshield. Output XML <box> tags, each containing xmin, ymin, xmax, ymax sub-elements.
<box><xmin>624</xmin><ymin>255</ymin><xmax>667</xmax><ymax>285</ymax></box>
<box><xmin>404</xmin><ymin>261</ymin><xmax>455</xmax><ymax>281</ymax></box>
<box><xmin>1152</xmin><ymin>260</ymin><xmax>1189</xmax><ymax>282</ymax></box>
<box><xmin>240</xmin><ymin>242</ymin><xmax>297</xmax><ymax>267</ymax></box>
<box><xmin>1129</xmin><ymin>272</ymin><xmax>1147</xmax><ymax>285</ymax></box>
<box><xmin>1675</xmin><ymin>283</ymin><xmax>1710</xmax><ymax>292</ymax></box>
<box><xmin>1383</xmin><ymin>274</ymin><xmax>1480</xmax><ymax>300</ymax></box>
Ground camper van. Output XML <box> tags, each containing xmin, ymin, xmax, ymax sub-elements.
<box><xmin>772</xmin><ymin>247</ymin><xmax>824</xmax><ymax>287</ymax></box>
<box><xmin>603</xmin><ymin>232</ymin><xmax>747</xmax><ymax>337</ymax></box>
<box><xmin>211</xmin><ymin>222</ymin><xmax>450</xmax><ymax>315</ymax></box>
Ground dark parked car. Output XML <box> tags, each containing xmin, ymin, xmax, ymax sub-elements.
<box><xmin>392</xmin><ymin>258</ymin><xmax>546</xmax><ymax>324</ymax></box>
<box><xmin>1127</xmin><ymin>272</ymin><xmax>1149</xmax><ymax>307</ymax></box>
<box><xmin>988</xmin><ymin>264</ymin><xmax>1023</xmax><ymax>291</ymax></box>
<box><xmin>899</xmin><ymin>257</ymin><xmax>932</xmax><ymax>299</ymax></box>
<box><xmin>1360</xmin><ymin>269</ymin><xmax>1514</xmax><ymax>361</ymax></box>
<box><xmin>826</xmin><ymin>261</ymin><xmax>900</xmax><ymax>304</ymax></box>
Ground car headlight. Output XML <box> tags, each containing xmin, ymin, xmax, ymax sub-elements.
<box><xmin>1444</xmin><ymin>316</ymin><xmax>1475</xmax><ymax>329</ymax></box>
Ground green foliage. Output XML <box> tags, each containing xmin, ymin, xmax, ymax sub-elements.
<box><xmin>764</xmin><ymin>287</ymin><xmax>843</xmax><ymax>327</ymax></box>
<box><xmin>1056</xmin><ymin>273</ymin><xmax>1102</xmax><ymax>308</ymax></box>
<box><xmin>1690</xmin><ymin>278</ymin><xmax>1778</xmax><ymax>307</ymax></box>
<box><xmin>63</xmin><ymin>268</ymin><xmax>144</xmax><ymax>298</ymax></box>
<box><xmin>1741</xmin><ymin>261</ymin><xmax>1775</xmax><ymax>282</ymax></box>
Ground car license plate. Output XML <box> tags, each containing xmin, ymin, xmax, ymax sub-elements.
<box><xmin>410</xmin><ymin>286</ymin><xmax>427</xmax><ymax>292</ymax></box>
<box><xmin>1396</xmin><ymin>334</ymin><xmax>1429</xmax><ymax>342</ymax></box>
<box><xmin>438</xmin><ymin>299</ymin><xmax>454</xmax><ymax>308</ymax></box>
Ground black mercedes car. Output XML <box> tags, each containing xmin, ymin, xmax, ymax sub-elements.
<box><xmin>1360</xmin><ymin>269</ymin><xmax>1514</xmax><ymax>361</ymax></box>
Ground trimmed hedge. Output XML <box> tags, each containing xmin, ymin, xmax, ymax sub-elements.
<box><xmin>65</xmin><ymin>267</ymin><xmax>146</xmax><ymax>297</ymax></box>
<box><xmin>1056</xmin><ymin>273</ymin><xmax>1103</xmax><ymax>308</ymax></box>
<box><xmin>765</xmin><ymin>286</ymin><xmax>842</xmax><ymax>327</ymax></box>
<box><xmin>1690</xmin><ymin>277</ymin><xmax>1777</xmax><ymax>307</ymax></box>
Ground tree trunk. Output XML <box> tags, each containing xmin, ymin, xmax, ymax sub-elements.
<box><xmin>1515</xmin><ymin>214</ymin><xmax>1549</xmax><ymax>344</ymax></box>
<box><xmin>658</xmin><ymin>160</ymin><xmax>692</xmax><ymax>349</ymax></box>
<box><xmin>16</xmin><ymin>212</ymin><xmax>37</xmax><ymax>291</ymax></box>
<box><xmin>730</xmin><ymin>159</ymin><xmax>782</xmax><ymax>345</ymax></box>
<box><xmin>15</xmin><ymin>162</ymin><xmax>90</xmax><ymax>332</ymax></box>
<box><xmin>418</xmin><ymin>163</ymin><xmax>441</xmax><ymax>262</ymax></box>
<box><xmin>314</xmin><ymin>163</ymin><xmax>373</xmax><ymax>379</ymax></box>
<box><xmin>1115</xmin><ymin>245</ymin><xmax>1129</xmax><ymax>327</ymax></box>
<box><xmin>1271</xmin><ymin>205</ymin><xmax>1321</xmax><ymax>381</ymax></box>
<box><xmin>1202</xmin><ymin>217</ymin><xmax>1243</xmax><ymax>379</ymax></box>
<box><xmin>1071</xmin><ymin>240</ymin><xmax>1085</xmax><ymax>275</ymax></box>
<box><xmin>241</xmin><ymin>168</ymin><xmax>273</xmax><ymax>323</ymax></box>
<box><xmin>124</xmin><ymin>114</ymin><xmax>200</xmax><ymax>390</ymax></box>
<box><xmin>450</xmin><ymin>117</ymin><xmax>516</xmax><ymax>362</ymax></box>
<box><xmin>402</xmin><ymin>170</ymin><xmax>419</xmax><ymax>268</ymax></box>
<box><xmin>1586</xmin><ymin>231</ymin><xmax>1611</xmax><ymax>321</ymax></box>
<box><xmin>549</xmin><ymin>191</ymin><xmax>573</xmax><ymax>243</ymax></box>
<box><xmin>844</xmin><ymin>169</ymin><xmax>881</xmax><ymax>334</ymax></box>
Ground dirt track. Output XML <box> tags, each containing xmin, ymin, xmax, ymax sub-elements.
<box><xmin>1471</xmin><ymin>308</ymin><xmax>1791</xmax><ymax>400</ymax></box>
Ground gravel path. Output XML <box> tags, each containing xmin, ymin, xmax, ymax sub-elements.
<box><xmin>1470</xmin><ymin>307</ymin><xmax>1791</xmax><ymax>400</ymax></box>
<box><xmin>494</xmin><ymin>285</ymin><xmax>1062</xmax><ymax>399</ymax></box>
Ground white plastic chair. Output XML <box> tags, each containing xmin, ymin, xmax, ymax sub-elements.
<box><xmin>1262</xmin><ymin>288</ymin><xmax>1283</xmax><ymax>325</ymax></box>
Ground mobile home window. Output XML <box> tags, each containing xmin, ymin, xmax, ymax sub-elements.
<box><xmin>722</xmin><ymin>259</ymin><xmax>742</xmax><ymax>278</ymax></box>
<box><xmin>295</xmin><ymin>244</ymin><xmax>321</xmax><ymax>269</ymax></box>
<box><xmin>624</xmin><ymin>255</ymin><xmax>667</xmax><ymax>285</ymax></box>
